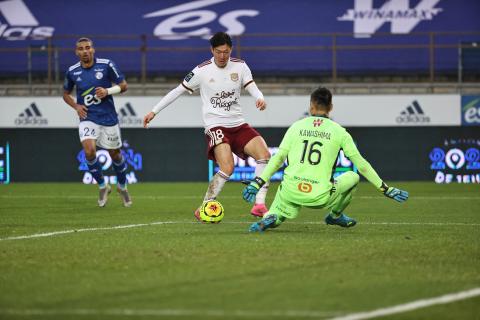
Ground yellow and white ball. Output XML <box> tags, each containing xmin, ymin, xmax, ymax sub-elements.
<box><xmin>199</xmin><ymin>200</ymin><xmax>224</xmax><ymax>223</ymax></box>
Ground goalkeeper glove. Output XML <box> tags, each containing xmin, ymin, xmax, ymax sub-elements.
<box><xmin>242</xmin><ymin>177</ymin><xmax>266</xmax><ymax>203</ymax></box>
<box><xmin>380</xmin><ymin>182</ymin><xmax>409</xmax><ymax>203</ymax></box>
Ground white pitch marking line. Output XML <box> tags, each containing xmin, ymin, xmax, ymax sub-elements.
<box><xmin>0</xmin><ymin>221</ymin><xmax>180</xmax><ymax>241</ymax></box>
<box><xmin>1</xmin><ymin>221</ymin><xmax>479</xmax><ymax>242</ymax></box>
<box><xmin>0</xmin><ymin>308</ymin><xmax>342</xmax><ymax>318</ymax></box>
<box><xmin>326</xmin><ymin>287</ymin><xmax>480</xmax><ymax>320</ymax></box>
<box><xmin>1</xmin><ymin>288</ymin><xmax>479</xmax><ymax>318</ymax></box>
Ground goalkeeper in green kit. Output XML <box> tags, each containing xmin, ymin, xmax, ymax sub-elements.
<box><xmin>242</xmin><ymin>87</ymin><xmax>408</xmax><ymax>232</ymax></box>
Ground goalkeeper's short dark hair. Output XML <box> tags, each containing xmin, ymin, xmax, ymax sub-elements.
<box><xmin>311</xmin><ymin>87</ymin><xmax>333</xmax><ymax>109</ymax></box>
<box><xmin>210</xmin><ymin>32</ymin><xmax>232</xmax><ymax>48</ymax></box>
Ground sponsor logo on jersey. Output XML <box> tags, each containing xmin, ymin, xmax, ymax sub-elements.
<box><xmin>210</xmin><ymin>90</ymin><xmax>237</xmax><ymax>111</ymax></box>
<box><xmin>73</xmin><ymin>71</ymin><xmax>82</xmax><ymax>75</ymax></box>
<box><xmin>184</xmin><ymin>71</ymin><xmax>194</xmax><ymax>82</ymax></box>
<box><xmin>396</xmin><ymin>100</ymin><xmax>430</xmax><ymax>124</ymax></box>
<box><xmin>15</xmin><ymin>102</ymin><xmax>48</xmax><ymax>126</ymax></box>
<box><xmin>337</xmin><ymin>0</ymin><xmax>442</xmax><ymax>37</ymax></box>
<box><xmin>461</xmin><ymin>96</ymin><xmax>480</xmax><ymax>126</ymax></box>
<box><xmin>0</xmin><ymin>0</ymin><xmax>55</xmax><ymax>40</ymax></box>
<box><xmin>76</xmin><ymin>76</ymin><xmax>82</xmax><ymax>82</ymax></box>
<box><xmin>81</xmin><ymin>86</ymin><xmax>102</xmax><ymax>107</ymax></box>
<box><xmin>297</xmin><ymin>182</ymin><xmax>312</xmax><ymax>193</ymax></box>
<box><xmin>209</xmin><ymin>78</ymin><xmax>215</xmax><ymax>83</ymax></box>
<box><xmin>230</xmin><ymin>73</ymin><xmax>239</xmax><ymax>82</ymax></box>
<box><xmin>118</xmin><ymin>102</ymin><xmax>142</xmax><ymax>126</ymax></box>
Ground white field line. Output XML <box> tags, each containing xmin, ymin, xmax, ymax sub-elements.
<box><xmin>327</xmin><ymin>287</ymin><xmax>480</xmax><ymax>320</ymax></box>
<box><xmin>0</xmin><ymin>194</ymin><xmax>479</xmax><ymax>200</ymax></box>
<box><xmin>1</xmin><ymin>288</ymin><xmax>479</xmax><ymax>319</ymax></box>
<box><xmin>0</xmin><ymin>308</ymin><xmax>341</xmax><ymax>318</ymax></box>
<box><xmin>1</xmin><ymin>221</ymin><xmax>479</xmax><ymax>242</ymax></box>
<box><xmin>0</xmin><ymin>221</ymin><xmax>179</xmax><ymax>241</ymax></box>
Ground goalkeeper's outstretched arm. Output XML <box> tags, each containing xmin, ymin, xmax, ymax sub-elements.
<box><xmin>259</xmin><ymin>148</ymin><xmax>288</xmax><ymax>182</ymax></box>
<box><xmin>349</xmin><ymin>153</ymin><xmax>409</xmax><ymax>203</ymax></box>
<box><xmin>242</xmin><ymin>148</ymin><xmax>288</xmax><ymax>203</ymax></box>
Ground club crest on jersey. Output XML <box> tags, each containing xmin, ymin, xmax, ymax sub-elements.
<box><xmin>95</xmin><ymin>72</ymin><xmax>103</xmax><ymax>80</ymax></box>
<box><xmin>230</xmin><ymin>73</ymin><xmax>239</xmax><ymax>82</ymax></box>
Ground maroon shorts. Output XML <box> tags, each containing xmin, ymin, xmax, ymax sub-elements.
<box><xmin>205</xmin><ymin>123</ymin><xmax>261</xmax><ymax>161</ymax></box>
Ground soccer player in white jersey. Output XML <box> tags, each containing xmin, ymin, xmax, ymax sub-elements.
<box><xmin>63</xmin><ymin>38</ymin><xmax>132</xmax><ymax>208</ymax></box>
<box><xmin>143</xmin><ymin>32</ymin><xmax>271</xmax><ymax>219</ymax></box>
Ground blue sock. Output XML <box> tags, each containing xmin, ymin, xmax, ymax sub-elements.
<box><xmin>113</xmin><ymin>155</ymin><xmax>127</xmax><ymax>188</ymax></box>
<box><xmin>86</xmin><ymin>158</ymin><xmax>105</xmax><ymax>187</ymax></box>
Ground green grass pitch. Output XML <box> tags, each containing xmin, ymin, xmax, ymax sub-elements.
<box><xmin>0</xmin><ymin>182</ymin><xmax>479</xmax><ymax>320</ymax></box>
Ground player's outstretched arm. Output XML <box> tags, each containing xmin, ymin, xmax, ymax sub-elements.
<box><xmin>349</xmin><ymin>153</ymin><xmax>409</xmax><ymax>203</ymax></box>
<box><xmin>143</xmin><ymin>84</ymin><xmax>188</xmax><ymax>128</ymax></box>
<box><xmin>380</xmin><ymin>182</ymin><xmax>409</xmax><ymax>203</ymax></box>
<box><xmin>241</xmin><ymin>147</ymin><xmax>288</xmax><ymax>203</ymax></box>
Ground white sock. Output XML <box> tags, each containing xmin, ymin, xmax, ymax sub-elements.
<box><xmin>254</xmin><ymin>159</ymin><xmax>269</xmax><ymax>205</ymax></box>
<box><xmin>203</xmin><ymin>170</ymin><xmax>230</xmax><ymax>201</ymax></box>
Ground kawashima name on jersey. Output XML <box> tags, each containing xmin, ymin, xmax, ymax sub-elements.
<box><xmin>182</xmin><ymin>57</ymin><xmax>256</xmax><ymax>130</ymax></box>
<box><xmin>64</xmin><ymin>58</ymin><xmax>125</xmax><ymax>126</ymax></box>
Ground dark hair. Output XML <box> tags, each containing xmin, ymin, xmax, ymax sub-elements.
<box><xmin>209</xmin><ymin>32</ymin><xmax>232</xmax><ymax>48</ymax></box>
<box><xmin>310</xmin><ymin>87</ymin><xmax>332</xmax><ymax>109</ymax></box>
<box><xmin>76</xmin><ymin>37</ymin><xmax>93</xmax><ymax>46</ymax></box>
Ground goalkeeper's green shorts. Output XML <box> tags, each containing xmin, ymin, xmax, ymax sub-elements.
<box><xmin>269</xmin><ymin>171</ymin><xmax>360</xmax><ymax>220</ymax></box>
<box><xmin>269</xmin><ymin>185</ymin><xmax>303</xmax><ymax>219</ymax></box>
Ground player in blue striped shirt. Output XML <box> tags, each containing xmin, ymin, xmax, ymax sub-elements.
<box><xmin>63</xmin><ymin>38</ymin><xmax>132</xmax><ymax>207</ymax></box>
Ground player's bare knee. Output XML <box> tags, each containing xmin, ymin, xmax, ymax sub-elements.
<box><xmin>84</xmin><ymin>149</ymin><xmax>96</xmax><ymax>161</ymax></box>
<box><xmin>259</xmin><ymin>150</ymin><xmax>271</xmax><ymax>160</ymax></box>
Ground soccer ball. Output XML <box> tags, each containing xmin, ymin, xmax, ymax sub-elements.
<box><xmin>199</xmin><ymin>200</ymin><xmax>224</xmax><ymax>223</ymax></box>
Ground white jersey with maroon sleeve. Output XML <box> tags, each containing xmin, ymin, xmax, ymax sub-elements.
<box><xmin>181</xmin><ymin>57</ymin><xmax>256</xmax><ymax>131</ymax></box>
